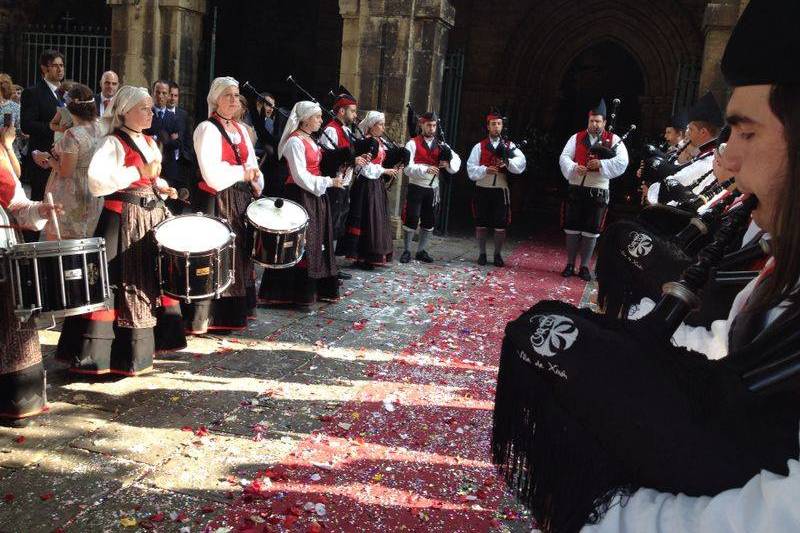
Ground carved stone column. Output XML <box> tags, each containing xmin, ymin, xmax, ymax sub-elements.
<box><xmin>698</xmin><ymin>2</ymin><xmax>740</xmax><ymax>102</ymax></box>
<box><xmin>339</xmin><ymin>0</ymin><xmax>455</xmax><ymax>238</ymax></box>
<box><xmin>107</xmin><ymin>0</ymin><xmax>206</xmax><ymax>116</ymax></box>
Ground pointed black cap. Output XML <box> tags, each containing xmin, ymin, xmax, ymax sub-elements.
<box><xmin>667</xmin><ymin>108</ymin><xmax>688</xmax><ymax>131</ymax></box>
<box><xmin>589</xmin><ymin>98</ymin><xmax>607</xmax><ymax>118</ymax></box>
<box><xmin>688</xmin><ymin>92</ymin><xmax>723</xmax><ymax>127</ymax></box>
<box><xmin>722</xmin><ymin>0</ymin><xmax>800</xmax><ymax>87</ymax></box>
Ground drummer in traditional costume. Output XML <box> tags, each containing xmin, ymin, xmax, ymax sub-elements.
<box><xmin>184</xmin><ymin>77</ymin><xmax>262</xmax><ymax>334</ymax></box>
<box><xmin>0</xmin><ymin>138</ymin><xmax>60</xmax><ymax>424</ymax></box>
<box><xmin>466</xmin><ymin>111</ymin><xmax>527</xmax><ymax>267</ymax></box>
<box><xmin>338</xmin><ymin>110</ymin><xmax>397</xmax><ymax>269</ymax></box>
<box><xmin>558</xmin><ymin>98</ymin><xmax>629</xmax><ymax>281</ymax></box>
<box><xmin>56</xmin><ymin>86</ymin><xmax>183</xmax><ymax>376</ymax></box>
<box><xmin>259</xmin><ymin>101</ymin><xmax>344</xmax><ymax>306</ymax></box>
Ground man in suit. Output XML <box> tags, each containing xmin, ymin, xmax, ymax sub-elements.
<box><xmin>94</xmin><ymin>70</ymin><xmax>119</xmax><ymax>117</ymax></box>
<box><xmin>144</xmin><ymin>79</ymin><xmax>181</xmax><ymax>210</ymax></box>
<box><xmin>167</xmin><ymin>82</ymin><xmax>194</xmax><ymax>194</ymax></box>
<box><xmin>20</xmin><ymin>49</ymin><xmax>64</xmax><ymax>208</ymax></box>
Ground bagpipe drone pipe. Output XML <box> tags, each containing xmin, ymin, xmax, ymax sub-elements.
<box><xmin>595</xmin><ymin>189</ymin><xmax>765</xmax><ymax>325</ymax></box>
<box><xmin>492</xmin><ymin>195</ymin><xmax>800</xmax><ymax>533</ymax></box>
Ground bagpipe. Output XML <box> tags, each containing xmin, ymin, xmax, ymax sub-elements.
<box><xmin>493</xmin><ymin>195</ymin><xmax>800</xmax><ymax>532</ymax></box>
<box><xmin>587</xmin><ymin>98</ymin><xmax>637</xmax><ymax>160</ymax></box>
<box><xmin>285</xmin><ymin>76</ymin><xmax>379</xmax><ymax>179</ymax></box>
<box><xmin>405</xmin><ymin>102</ymin><xmax>454</xmax><ymax>163</ymax></box>
<box><xmin>595</xmin><ymin>188</ymin><xmax>764</xmax><ymax>324</ymax></box>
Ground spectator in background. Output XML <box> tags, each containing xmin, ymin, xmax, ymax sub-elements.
<box><xmin>41</xmin><ymin>83</ymin><xmax>103</xmax><ymax>240</ymax></box>
<box><xmin>20</xmin><ymin>49</ymin><xmax>64</xmax><ymax>214</ymax></box>
<box><xmin>94</xmin><ymin>70</ymin><xmax>119</xmax><ymax>117</ymax></box>
<box><xmin>0</xmin><ymin>73</ymin><xmax>22</xmax><ymax>159</ymax></box>
<box><xmin>167</xmin><ymin>82</ymin><xmax>194</xmax><ymax>192</ymax></box>
<box><xmin>11</xmin><ymin>84</ymin><xmax>22</xmax><ymax>104</ymax></box>
<box><xmin>145</xmin><ymin>79</ymin><xmax>181</xmax><ymax>199</ymax></box>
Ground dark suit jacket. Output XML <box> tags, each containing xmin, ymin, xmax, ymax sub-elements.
<box><xmin>145</xmin><ymin>108</ymin><xmax>181</xmax><ymax>183</ymax></box>
<box><xmin>170</xmin><ymin>107</ymin><xmax>194</xmax><ymax>163</ymax></box>
<box><xmin>20</xmin><ymin>78</ymin><xmax>59</xmax><ymax>197</ymax></box>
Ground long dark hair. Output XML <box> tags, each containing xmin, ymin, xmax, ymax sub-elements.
<box><xmin>755</xmin><ymin>84</ymin><xmax>800</xmax><ymax>310</ymax></box>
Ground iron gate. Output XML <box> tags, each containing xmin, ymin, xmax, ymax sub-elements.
<box><xmin>436</xmin><ymin>51</ymin><xmax>464</xmax><ymax>234</ymax></box>
<box><xmin>20</xmin><ymin>25</ymin><xmax>111</xmax><ymax>88</ymax></box>
<box><xmin>672</xmin><ymin>60</ymin><xmax>700</xmax><ymax>114</ymax></box>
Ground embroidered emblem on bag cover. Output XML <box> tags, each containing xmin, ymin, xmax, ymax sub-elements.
<box><xmin>627</xmin><ymin>231</ymin><xmax>653</xmax><ymax>258</ymax></box>
<box><xmin>528</xmin><ymin>314</ymin><xmax>579</xmax><ymax>357</ymax></box>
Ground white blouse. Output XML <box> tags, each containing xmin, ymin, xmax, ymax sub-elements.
<box><xmin>6</xmin><ymin>179</ymin><xmax>47</xmax><ymax>231</ymax></box>
<box><xmin>87</xmin><ymin>134</ymin><xmax>168</xmax><ymax>197</ymax></box>
<box><xmin>193</xmin><ymin>120</ymin><xmax>263</xmax><ymax>192</ymax></box>
<box><xmin>403</xmin><ymin>137</ymin><xmax>462</xmax><ymax>189</ymax></box>
<box><xmin>283</xmin><ymin>135</ymin><xmax>332</xmax><ymax>197</ymax></box>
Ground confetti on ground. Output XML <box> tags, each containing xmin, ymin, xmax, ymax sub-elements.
<box><xmin>212</xmin><ymin>237</ymin><xmax>586</xmax><ymax>532</ymax></box>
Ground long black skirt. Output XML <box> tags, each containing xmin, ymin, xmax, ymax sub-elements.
<box><xmin>182</xmin><ymin>184</ymin><xmax>256</xmax><ymax>333</ymax></box>
<box><xmin>57</xmin><ymin>195</ymin><xmax>186</xmax><ymax>376</ymax></box>
<box><xmin>337</xmin><ymin>175</ymin><xmax>393</xmax><ymax>265</ymax></box>
<box><xmin>259</xmin><ymin>184</ymin><xmax>339</xmax><ymax>306</ymax></box>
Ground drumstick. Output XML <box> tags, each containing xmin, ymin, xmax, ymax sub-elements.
<box><xmin>46</xmin><ymin>192</ymin><xmax>61</xmax><ymax>241</ymax></box>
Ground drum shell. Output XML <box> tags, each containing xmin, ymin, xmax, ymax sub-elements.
<box><xmin>157</xmin><ymin>245</ymin><xmax>234</xmax><ymax>302</ymax></box>
<box><xmin>8</xmin><ymin>238</ymin><xmax>110</xmax><ymax>321</ymax></box>
<box><xmin>153</xmin><ymin>215</ymin><xmax>236</xmax><ymax>303</ymax></box>
<box><xmin>250</xmin><ymin>225</ymin><xmax>307</xmax><ymax>269</ymax></box>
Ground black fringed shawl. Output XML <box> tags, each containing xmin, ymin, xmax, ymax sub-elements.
<box><xmin>492</xmin><ymin>299</ymin><xmax>800</xmax><ymax>533</ymax></box>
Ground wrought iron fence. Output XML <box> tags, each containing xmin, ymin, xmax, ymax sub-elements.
<box><xmin>673</xmin><ymin>60</ymin><xmax>700</xmax><ymax>114</ymax></box>
<box><xmin>20</xmin><ymin>25</ymin><xmax>110</xmax><ymax>88</ymax></box>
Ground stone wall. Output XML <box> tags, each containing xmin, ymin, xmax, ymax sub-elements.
<box><xmin>339</xmin><ymin>0</ymin><xmax>455</xmax><ymax>237</ymax></box>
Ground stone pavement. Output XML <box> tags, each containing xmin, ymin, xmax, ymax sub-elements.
<box><xmin>0</xmin><ymin>234</ymin><xmax>592</xmax><ymax>532</ymax></box>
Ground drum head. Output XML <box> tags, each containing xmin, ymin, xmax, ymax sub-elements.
<box><xmin>246</xmin><ymin>198</ymin><xmax>308</xmax><ymax>233</ymax></box>
<box><xmin>154</xmin><ymin>214</ymin><xmax>233</xmax><ymax>253</ymax></box>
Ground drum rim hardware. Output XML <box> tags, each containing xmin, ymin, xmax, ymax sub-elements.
<box><xmin>247</xmin><ymin>197</ymin><xmax>309</xmax><ymax>269</ymax></box>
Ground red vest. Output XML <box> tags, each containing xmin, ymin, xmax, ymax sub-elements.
<box><xmin>199</xmin><ymin>119</ymin><xmax>249</xmax><ymax>195</ymax></box>
<box><xmin>479</xmin><ymin>138</ymin><xmax>502</xmax><ymax>167</ymax></box>
<box><xmin>104</xmin><ymin>133</ymin><xmax>157</xmax><ymax>213</ymax></box>
<box><xmin>413</xmin><ymin>135</ymin><xmax>441</xmax><ymax>165</ymax></box>
<box><xmin>573</xmin><ymin>130</ymin><xmax>613</xmax><ymax>166</ymax></box>
<box><xmin>286</xmin><ymin>131</ymin><xmax>321</xmax><ymax>185</ymax></box>
<box><xmin>325</xmin><ymin>119</ymin><xmax>351</xmax><ymax>149</ymax></box>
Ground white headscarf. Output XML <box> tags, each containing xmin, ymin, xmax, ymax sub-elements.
<box><xmin>277</xmin><ymin>101</ymin><xmax>322</xmax><ymax>160</ymax></box>
<box><xmin>206</xmin><ymin>76</ymin><xmax>239</xmax><ymax>117</ymax></box>
<box><xmin>101</xmin><ymin>85</ymin><xmax>150</xmax><ymax>135</ymax></box>
<box><xmin>358</xmin><ymin>111</ymin><xmax>385</xmax><ymax>135</ymax></box>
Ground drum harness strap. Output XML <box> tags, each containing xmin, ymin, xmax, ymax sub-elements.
<box><xmin>108</xmin><ymin>129</ymin><xmax>165</xmax><ymax>211</ymax></box>
<box><xmin>208</xmin><ymin>117</ymin><xmax>258</xmax><ymax>198</ymax></box>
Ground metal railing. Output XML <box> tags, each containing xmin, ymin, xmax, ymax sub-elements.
<box><xmin>436</xmin><ymin>51</ymin><xmax>464</xmax><ymax>235</ymax></box>
<box><xmin>21</xmin><ymin>25</ymin><xmax>110</xmax><ymax>88</ymax></box>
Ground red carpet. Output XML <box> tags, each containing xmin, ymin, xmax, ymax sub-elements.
<box><xmin>213</xmin><ymin>239</ymin><xmax>587</xmax><ymax>532</ymax></box>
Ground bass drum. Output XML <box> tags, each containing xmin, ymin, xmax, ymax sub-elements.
<box><xmin>246</xmin><ymin>197</ymin><xmax>308</xmax><ymax>269</ymax></box>
<box><xmin>7</xmin><ymin>238</ymin><xmax>111</xmax><ymax>322</ymax></box>
<box><xmin>153</xmin><ymin>214</ymin><xmax>235</xmax><ymax>303</ymax></box>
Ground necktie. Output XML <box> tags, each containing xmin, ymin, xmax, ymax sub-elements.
<box><xmin>103</xmin><ymin>98</ymin><xmax>110</xmax><ymax>109</ymax></box>
<box><xmin>158</xmin><ymin>110</ymin><xmax>164</xmax><ymax>119</ymax></box>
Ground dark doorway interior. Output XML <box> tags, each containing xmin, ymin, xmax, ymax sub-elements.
<box><xmin>554</xmin><ymin>40</ymin><xmax>644</xmax><ymax>142</ymax></box>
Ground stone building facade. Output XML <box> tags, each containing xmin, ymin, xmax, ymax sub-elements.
<box><xmin>0</xmin><ymin>0</ymin><xmax>749</xmax><ymax>233</ymax></box>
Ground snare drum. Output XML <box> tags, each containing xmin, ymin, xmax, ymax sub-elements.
<box><xmin>7</xmin><ymin>238</ymin><xmax>111</xmax><ymax>321</ymax></box>
<box><xmin>0</xmin><ymin>206</ymin><xmax>17</xmax><ymax>284</ymax></box>
<box><xmin>246</xmin><ymin>197</ymin><xmax>308</xmax><ymax>269</ymax></box>
<box><xmin>153</xmin><ymin>214</ymin><xmax>235</xmax><ymax>302</ymax></box>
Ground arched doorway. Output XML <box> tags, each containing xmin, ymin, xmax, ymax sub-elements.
<box><xmin>554</xmin><ymin>41</ymin><xmax>645</xmax><ymax>143</ymax></box>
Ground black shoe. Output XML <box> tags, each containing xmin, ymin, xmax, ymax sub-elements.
<box><xmin>415</xmin><ymin>250</ymin><xmax>434</xmax><ymax>263</ymax></box>
<box><xmin>477</xmin><ymin>253</ymin><xmax>487</xmax><ymax>266</ymax></box>
<box><xmin>337</xmin><ymin>271</ymin><xmax>352</xmax><ymax>280</ymax></box>
<box><xmin>358</xmin><ymin>261</ymin><xmax>375</xmax><ymax>271</ymax></box>
<box><xmin>561</xmin><ymin>264</ymin><xmax>575</xmax><ymax>277</ymax></box>
<box><xmin>578</xmin><ymin>266</ymin><xmax>593</xmax><ymax>282</ymax></box>
<box><xmin>399</xmin><ymin>250</ymin><xmax>411</xmax><ymax>264</ymax></box>
<box><xmin>493</xmin><ymin>253</ymin><xmax>505</xmax><ymax>267</ymax></box>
